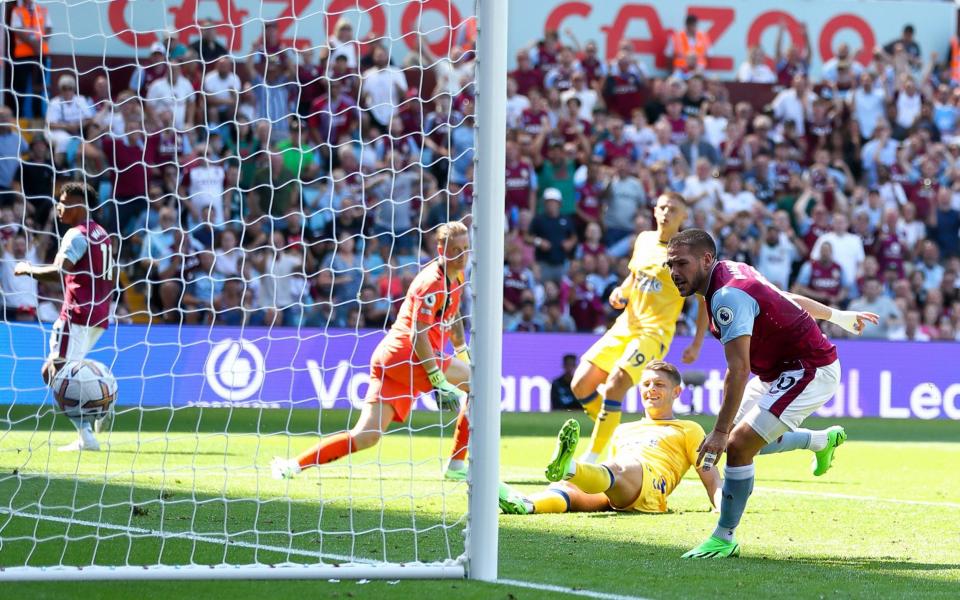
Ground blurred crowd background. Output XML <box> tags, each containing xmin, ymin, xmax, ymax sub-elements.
<box><xmin>0</xmin><ymin>0</ymin><xmax>958</xmax><ymax>343</ymax></box>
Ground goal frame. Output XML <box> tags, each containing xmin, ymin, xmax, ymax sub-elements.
<box><xmin>0</xmin><ymin>0</ymin><xmax>508</xmax><ymax>583</ymax></box>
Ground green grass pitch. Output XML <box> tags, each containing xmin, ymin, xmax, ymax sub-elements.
<box><xmin>1</xmin><ymin>406</ymin><xmax>958</xmax><ymax>599</ymax></box>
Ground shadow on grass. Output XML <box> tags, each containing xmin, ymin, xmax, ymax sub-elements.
<box><xmin>0</xmin><ymin>472</ymin><xmax>466</xmax><ymax>569</ymax></box>
<box><xmin>0</xmin><ymin>469</ymin><xmax>955</xmax><ymax>598</ymax></box>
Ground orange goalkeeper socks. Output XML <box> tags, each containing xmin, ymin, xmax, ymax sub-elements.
<box><xmin>449</xmin><ymin>410</ymin><xmax>470</xmax><ymax>461</ymax></box>
<box><xmin>296</xmin><ymin>432</ymin><xmax>355</xmax><ymax>469</ymax></box>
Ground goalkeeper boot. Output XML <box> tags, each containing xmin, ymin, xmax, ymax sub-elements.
<box><xmin>444</xmin><ymin>460</ymin><xmax>469</xmax><ymax>481</ymax></box>
<box><xmin>545</xmin><ymin>419</ymin><xmax>580</xmax><ymax>483</ymax></box>
<box><xmin>812</xmin><ymin>426</ymin><xmax>847</xmax><ymax>477</ymax></box>
<box><xmin>681</xmin><ymin>536</ymin><xmax>741</xmax><ymax>559</ymax></box>
<box><xmin>498</xmin><ymin>483</ymin><xmax>532</xmax><ymax>515</ymax></box>
<box><xmin>271</xmin><ymin>457</ymin><xmax>302</xmax><ymax>480</ymax></box>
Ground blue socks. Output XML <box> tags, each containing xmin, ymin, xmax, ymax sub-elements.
<box><xmin>758</xmin><ymin>431</ymin><xmax>812</xmax><ymax>455</ymax></box>
<box><xmin>713</xmin><ymin>463</ymin><xmax>755</xmax><ymax>542</ymax></box>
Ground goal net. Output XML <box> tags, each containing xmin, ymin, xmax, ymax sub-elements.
<box><xmin>0</xmin><ymin>0</ymin><xmax>505</xmax><ymax>580</ymax></box>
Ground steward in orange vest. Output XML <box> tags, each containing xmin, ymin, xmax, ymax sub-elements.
<box><xmin>7</xmin><ymin>0</ymin><xmax>52</xmax><ymax>119</ymax></box>
<box><xmin>10</xmin><ymin>0</ymin><xmax>50</xmax><ymax>59</ymax></box>
<box><xmin>671</xmin><ymin>15</ymin><xmax>710</xmax><ymax>72</ymax></box>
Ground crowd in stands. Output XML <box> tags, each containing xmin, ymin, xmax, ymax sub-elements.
<box><xmin>501</xmin><ymin>18</ymin><xmax>960</xmax><ymax>343</ymax></box>
<box><xmin>0</xmin><ymin>3</ymin><xmax>958</xmax><ymax>343</ymax></box>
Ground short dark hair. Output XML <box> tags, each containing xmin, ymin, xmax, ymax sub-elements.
<box><xmin>59</xmin><ymin>181</ymin><xmax>98</xmax><ymax>208</ymax></box>
<box><xmin>667</xmin><ymin>228</ymin><xmax>717</xmax><ymax>258</ymax></box>
<box><xmin>562</xmin><ymin>353</ymin><xmax>577</xmax><ymax>363</ymax></box>
<box><xmin>904</xmin><ymin>25</ymin><xmax>914</xmax><ymax>35</ymax></box>
<box><xmin>685</xmin><ymin>15</ymin><xmax>698</xmax><ymax>26</ymax></box>
<box><xmin>644</xmin><ymin>360</ymin><xmax>682</xmax><ymax>387</ymax></box>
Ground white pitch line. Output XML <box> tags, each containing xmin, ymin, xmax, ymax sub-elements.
<box><xmin>672</xmin><ymin>479</ymin><xmax>960</xmax><ymax>509</ymax></box>
<box><xmin>2</xmin><ymin>508</ymin><xmax>654</xmax><ymax>599</ymax></box>
<box><xmin>0</xmin><ymin>507</ymin><xmax>373</xmax><ymax>565</ymax></box>
<box><xmin>753</xmin><ymin>486</ymin><xmax>960</xmax><ymax>509</ymax></box>
<box><xmin>497</xmin><ymin>578</ymin><xmax>653</xmax><ymax>600</ymax></box>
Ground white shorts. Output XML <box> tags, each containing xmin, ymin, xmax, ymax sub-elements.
<box><xmin>735</xmin><ymin>360</ymin><xmax>841</xmax><ymax>443</ymax></box>
<box><xmin>48</xmin><ymin>319</ymin><xmax>105</xmax><ymax>362</ymax></box>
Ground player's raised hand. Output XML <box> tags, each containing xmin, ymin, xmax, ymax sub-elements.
<box><xmin>829</xmin><ymin>309</ymin><xmax>880</xmax><ymax>336</ymax></box>
<box><xmin>609</xmin><ymin>286</ymin><xmax>627</xmax><ymax>310</ymax></box>
<box><xmin>696</xmin><ymin>429</ymin><xmax>729</xmax><ymax>471</ymax></box>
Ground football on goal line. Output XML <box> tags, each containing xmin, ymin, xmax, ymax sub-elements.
<box><xmin>51</xmin><ymin>359</ymin><xmax>117</xmax><ymax>421</ymax></box>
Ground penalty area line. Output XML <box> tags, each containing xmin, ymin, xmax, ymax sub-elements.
<box><xmin>498</xmin><ymin>578</ymin><xmax>653</xmax><ymax>600</ymax></box>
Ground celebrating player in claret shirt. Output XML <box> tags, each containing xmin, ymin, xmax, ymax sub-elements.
<box><xmin>272</xmin><ymin>221</ymin><xmax>474</xmax><ymax>480</ymax></box>
<box><xmin>15</xmin><ymin>182</ymin><xmax>115</xmax><ymax>452</ymax></box>
<box><xmin>665</xmin><ymin>229</ymin><xmax>879</xmax><ymax>558</ymax></box>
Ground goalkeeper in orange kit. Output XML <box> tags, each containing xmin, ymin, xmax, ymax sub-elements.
<box><xmin>272</xmin><ymin>221</ymin><xmax>474</xmax><ymax>479</ymax></box>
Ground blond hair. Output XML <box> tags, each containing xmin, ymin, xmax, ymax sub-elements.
<box><xmin>436</xmin><ymin>221</ymin><xmax>469</xmax><ymax>245</ymax></box>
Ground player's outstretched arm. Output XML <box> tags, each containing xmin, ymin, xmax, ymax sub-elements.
<box><xmin>786</xmin><ymin>292</ymin><xmax>880</xmax><ymax>335</ymax></box>
<box><xmin>696</xmin><ymin>464</ymin><xmax>723</xmax><ymax>512</ymax></box>
<box><xmin>14</xmin><ymin>254</ymin><xmax>75</xmax><ymax>282</ymax></box>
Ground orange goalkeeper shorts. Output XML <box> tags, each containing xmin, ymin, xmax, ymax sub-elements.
<box><xmin>369</xmin><ymin>341</ymin><xmax>451</xmax><ymax>423</ymax></box>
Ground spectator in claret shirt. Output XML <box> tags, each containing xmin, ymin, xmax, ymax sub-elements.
<box><xmin>503</xmin><ymin>246</ymin><xmax>536</xmax><ymax>316</ymax></box>
<box><xmin>774</xmin><ymin>20</ymin><xmax>810</xmax><ymax>87</ymax></box>
<box><xmin>309</xmin><ymin>78</ymin><xmax>359</xmax><ymax>148</ymax></box>
<box><xmin>793</xmin><ymin>241</ymin><xmax>847</xmax><ymax>308</ymax></box>
<box><xmin>103</xmin><ymin>116</ymin><xmax>150</xmax><ymax>236</ymax></box>
<box><xmin>509</xmin><ymin>49</ymin><xmax>544</xmax><ymax>97</ymax></box>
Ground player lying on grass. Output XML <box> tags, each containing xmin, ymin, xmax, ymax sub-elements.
<box><xmin>15</xmin><ymin>182</ymin><xmax>114</xmax><ymax>452</ymax></box>
<box><xmin>666</xmin><ymin>229</ymin><xmax>879</xmax><ymax>558</ymax></box>
<box><xmin>500</xmin><ymin>359</ymin><xmax>854</xmax><ymax>517</ymax></box>
<box><xmin>500</xmin><ymin>361</ymin><xmax>721</xmax><ymax>515</ymax></box>
<box><xmin>272</xmin><ymin>221</ymin><xmax>473</xmax><ymax>479</ymax></box>
<box><xmin>569</xmin><ymin>192</ymin><xmax>709</xmax><ymax>465</ymax></box>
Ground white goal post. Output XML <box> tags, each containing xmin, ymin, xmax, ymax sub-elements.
<box><xmin>0</xmin><ymin>0</ymin><xmax>507</xmax><ymax>582</ymax></box>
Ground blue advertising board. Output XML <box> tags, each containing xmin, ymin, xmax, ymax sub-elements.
<box><xmin>1</xmin><ymin>323</ymin><xmax>957</xmax><ymax>419</ymax></box>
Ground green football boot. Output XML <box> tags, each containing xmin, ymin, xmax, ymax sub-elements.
<box><xmin>444</xmin><ymin>466</ymin><xmax>469</xmax><ymax>481</ymax></box>
<box><xmin>498</xmin><ymin>483</ymin><xmax>531</xmax><ymax>515</ymax></box>
<box><xmin>545</xmin><ymin>419</ymin><xmax>580</xmax><ymax>482</ymax></box>
<box><xmin>812</xmin><ymin>426</ymin><xmax>847</xmax><ymax>477</ymax></box>
<box><xmin>681</xmin><ymin>536</ymin><xmax>741</xmax><ymax>559</ymax></box>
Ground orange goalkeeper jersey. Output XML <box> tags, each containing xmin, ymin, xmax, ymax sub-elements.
<box><xmin>380</xmin><ymin>259</ymin><xmax>465</xmax><ymax>355</ymax></box>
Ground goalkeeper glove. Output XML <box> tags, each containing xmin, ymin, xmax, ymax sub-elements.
<box><xmin>827</xmin><ymin>309</ymin><xmax>865</xmax><ymax>335</ymax></box>
<box><xmin>427</xmin><ymin>367</ymin><xmax>465</xmax><ymax>410</ymax></box>
<box><xmin>455</xmin><ymin>344</ymin><xmax>471</xmax><ymax>365</ymax></box>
